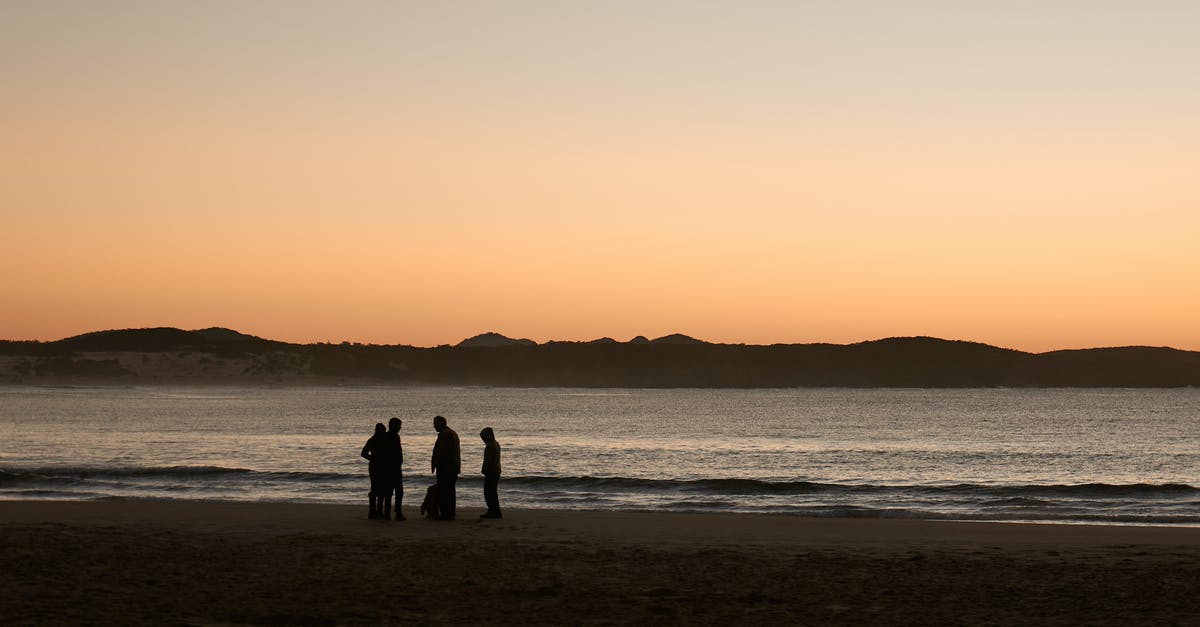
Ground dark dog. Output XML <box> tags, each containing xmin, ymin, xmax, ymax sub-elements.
<box><xmin>420</xmin><ymin>483</ymin><xmax>441</xmax><ymax>519</ymax></box>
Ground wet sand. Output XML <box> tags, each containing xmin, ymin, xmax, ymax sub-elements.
<box><xmin>2</xmin><ymin>500</ymin><xmax>1198</xmax><ymax>625</ymax></box>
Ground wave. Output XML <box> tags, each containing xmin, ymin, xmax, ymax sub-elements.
<box><xmin>500</xmin><ymin>476</ymin><xmax>1200</xmax><ymax>498</ymax></box>
<box><xmin>3</xmin><ymin>467</ymin><xmax>1195</xmax><ymax>500</ymax></box>
<box><xmin>3</xmin><ymin>467</ymin><xmax>1197</xmax><ymax>524</ymax></box>
<box><xmin>0</xmin><ymin>465</ymin><xmax>350</xmax><ymax>485</ymax></box>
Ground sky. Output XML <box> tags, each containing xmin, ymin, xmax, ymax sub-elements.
<box><xmin>3</xmin><ymin>1</ymin><xmax>1198</xmax><ymax>351</ymax></box>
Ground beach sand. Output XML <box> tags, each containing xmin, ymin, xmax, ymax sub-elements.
<box><xmin>2</xmin><ymin>501</ymin><xmax>1198</xmax><ymax>625</ymax></box>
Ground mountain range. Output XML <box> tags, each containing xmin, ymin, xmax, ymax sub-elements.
<box><xmin>2</xmin><ymin>327</ymin><xmax>1199</xmax><ymax>387</ymax></box>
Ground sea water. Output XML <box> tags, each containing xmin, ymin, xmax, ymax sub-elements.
<box><xmin>1</xmin><ymin>386</ymin><xmax>1197</xmax><ymax>525</ymax></box>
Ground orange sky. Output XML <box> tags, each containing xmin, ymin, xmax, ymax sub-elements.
<box><xmin>3</xmin><ymin>2</ymin><xmax>1198</xmax><ymax>351</ymax></box>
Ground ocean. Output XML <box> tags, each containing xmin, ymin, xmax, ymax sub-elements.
<box><xmin>1</xmin><ymin>385</ymin><xmax>1197</xmax><ymax>525</ymax></box>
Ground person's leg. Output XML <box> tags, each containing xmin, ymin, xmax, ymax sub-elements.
<box><xmin>483</xmin><ymin>474</ymin><xmax>500</xmax><ymax>517</ymax></box>
<box><xmin>394</xmin><ymin>475</ymin><xmax>405</xmax><ymax>520</ymax></box>
<box><xmin>438</xmin><ymin>472</ymin><xmax>457</xmax><ymax>520</ymax></box>
<box><xmin>368</xmin><ymin>472</ymin><xmax>380</xmax><ymax>519</ymax></box>
<box><xmin>436</xmin><ymin>471</ymin><xmax>451</xmax><ymax>520</ymax></box>
<box><xmin>382</xmin><ymin>479</ymin><xmax>393</xmax><ymax>520</ymax></box>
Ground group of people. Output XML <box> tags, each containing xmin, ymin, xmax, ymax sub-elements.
<box><xmin>360</xmin><ymin>415</ymin><xmax>501</xmax><ymax>521</ymax></box>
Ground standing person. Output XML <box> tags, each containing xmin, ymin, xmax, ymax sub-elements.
<box><xmin>386</xmin><ymin>417</ymin><xmax>405</xmax><ymax>521</ymax></box>
<box><xmin>431</xmin><ymin>415</ymin><xmax>461</xmax><ymax>520</ymax></box>
<box><xmin>479</xmin><ymin>427</ymin><xmax>502</xmax><ymax>519</ymax></box>
<box><xmin>360</xmin><ymin>423</ymin><xmax>388</xmax><ymax>519</ymax></box>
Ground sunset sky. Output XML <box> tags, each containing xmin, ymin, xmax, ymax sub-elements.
<box><xmin>3</xmin><ymin>2</ymin><xmax>1198</xmax><ymax>351</ymax></box>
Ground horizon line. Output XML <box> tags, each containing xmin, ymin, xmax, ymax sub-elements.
<box><xmin>3</xmin><ymin>325</ymin><xmax>1195</xmax><ymax>355</ymax></box>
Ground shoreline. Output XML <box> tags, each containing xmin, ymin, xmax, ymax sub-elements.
<box><xmin>4</xmin><ymin>500</ymin><xmax>1199</xmax><ymax>624</ymax></box>
<box><xmin>6</xmin><ymin>380</ymin><xmax>1200</xmax><ymax>389</ymax></box>
<box><xmin>4</xmin><ymin>498</ymin><xmax>1199</xmax><ymax>543</ymax></box>
<box><xmin>2</xmin><ymin>496</ymin><xmax>1198</xmax><ymax>530</ymax></box>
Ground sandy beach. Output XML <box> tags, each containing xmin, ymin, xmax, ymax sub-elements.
<box><xmin>2</xmin><ymin>501</ymin><xmax>1198</xmax><ymax>625</ymax></box>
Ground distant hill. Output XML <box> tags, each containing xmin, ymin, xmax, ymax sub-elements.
<box><xmin>456</xmin><ymin>332</ymin><xmax>537</xmax><ymax>348</ymax></box>
<box><xmin>53</xmin><ymin>327</ymin><xmax>281</xmax><ymax>354</ymax></box>
<box><xmin>649</xmin><ymin>333</ymin><xmax>706</xmax><ymax>345</ymax></box>
<box><xmin>2</xmin><ymin>327</ymin><xmax>1199</xmax><ymax>387</ymax></box>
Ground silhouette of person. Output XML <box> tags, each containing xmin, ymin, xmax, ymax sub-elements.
<box><xmin>431</xmin><ymin>415</ymin><xmax>461</xmax><ymax>520</ymax></box>
<box><xmin>360</xmin><ymin>422</ymin><xmax>389</xmax><ymax>519</ymax></box>
<box><xmin>385</xmin><ymin>417</ymin><xmax>405</xmax><ymax>521</ymax></box>
<box><xmin>479</xmin><ymin>427</ymin><xmax>502</xmax><ymax>519</ymax></box>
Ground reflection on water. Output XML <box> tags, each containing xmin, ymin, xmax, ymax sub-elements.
<box><xmin>1</xmin><ymin>386</ymin><xmax>1198</xmax><ymax>524</ymax></box>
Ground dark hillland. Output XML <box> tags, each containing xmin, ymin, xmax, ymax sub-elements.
<box><xmin>2</xmin><ymin>327</ymin><xmax>1199</xmax><ymax>387</ymax></box>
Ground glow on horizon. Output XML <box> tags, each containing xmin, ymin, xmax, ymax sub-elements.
<box><xmin>3</xmin><ymin>2</ymin><xmax>1199</xmax><ymax>352</ymax></box>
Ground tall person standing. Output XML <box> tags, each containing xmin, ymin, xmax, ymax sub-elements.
<box><xmin>431</xmin><ymin>415</ymin><xmax>460</xmax><ymax>520</ymax></box>
<box><xmin>386</xmin><ymin>417</ymin><xmax>405</xmax><ymax>521</ymax></box>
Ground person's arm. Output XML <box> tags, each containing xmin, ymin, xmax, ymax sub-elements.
<box><xmin>360</xmin><ymin>439</ymin><xmax>372</xmax><ymax>461</ymax></box>
<box><xmin>431</xmin><ymin>434</ymin><xmax>440</xmax><ymax>473</ymax></box>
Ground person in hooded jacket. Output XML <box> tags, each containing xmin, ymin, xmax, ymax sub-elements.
<box><xmin>479</xmin><ymin>427</ymin><xmax>502</xmax><ymax>519</ymax></box>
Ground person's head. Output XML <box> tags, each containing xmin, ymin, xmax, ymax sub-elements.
<box><xmin>480</xmin><ymin>427</ymin><xmax>495</xmax><ymax>443</ymax></box>
<box><xmin>374</xmin><ymin>422</ymin><xmax>385</xmax><ymax>436</ymax></box>
<box><xmin>433</xmin><ymin>415</ymin><xmax>447</xmax><ymax>432</ymax></box>
<box><xmin>388</xmin><ymin>417</ymin><xmax>401</xmax><ymax>433</ymax></box>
